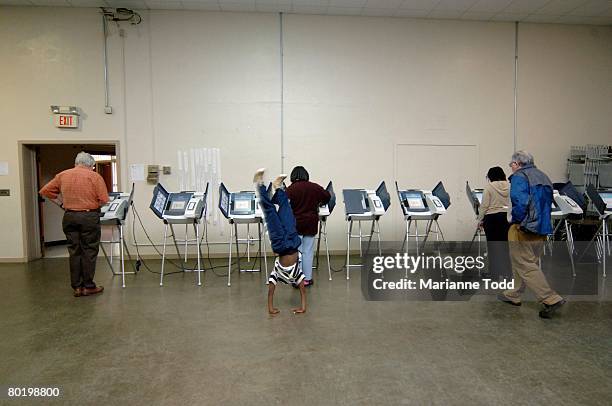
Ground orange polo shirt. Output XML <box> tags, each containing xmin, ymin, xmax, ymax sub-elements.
<box><xmin>39</xmin><ymin>166</ymin><xmax>110</xmax><ymax>211</ymax></box>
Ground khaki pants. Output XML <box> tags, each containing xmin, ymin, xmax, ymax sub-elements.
<box><xmin>503</xmin><ymin>224</ymin><xmax>563</xmax><ymax>305</ymax></box>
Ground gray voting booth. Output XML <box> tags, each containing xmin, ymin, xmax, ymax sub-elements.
<box><xmin>218</xmin><ymin>183</ymin><xmax>268</xmax><ymax>287</ymax></box>
<box><xmin>313</xmin><ymin>181</ymin><xmax>336</xmax><ymax>281</ymax></box>
<box><xmin>100</xmin><ymin>184</ymin><xmax>135</xmax><ymax>288</ymax></box>
<box><xmin>342</xmin><ymin>182</ymin><xmax>390</xmax><ymax>279</ymax></box>
<box><xmin>396</xmin><ymin>181</ymin><xmax>450</xmax><ymax>255</ymax></box>
<box><xmin>150</xmin><ymin>183</ymin><xmax>209</xmax><ymax>286</ymax></box>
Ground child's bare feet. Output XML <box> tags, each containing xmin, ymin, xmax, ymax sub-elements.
<box><xmin>268</xmin><ymin>307</ymin><xmax>280</xmax><ymax>315</ymax></box>
<box><xmin>292</xmin><ymin>307</ymin><xmax>306</xmax><ymax>314</ymax></box>
<box><xmin>272</xmin><ymin>174</ymin><xmax>287</xmax><ymax>192</ymax></box>
<box><xmin>253</xmin><ymin>168</ymin><xmax>266</xmax><ymax>185</ymax></box>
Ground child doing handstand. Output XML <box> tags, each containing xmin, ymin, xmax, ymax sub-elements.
<box><xmin>253</xmin><ymin>168</ymin><xmax>307</xmax><ymax>315</ymax></box>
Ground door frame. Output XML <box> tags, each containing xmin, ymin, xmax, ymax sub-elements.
<box><xmin>18</xmin><ymin>140</ymin><xmax>121</xmax><ymax>262</ymax></box>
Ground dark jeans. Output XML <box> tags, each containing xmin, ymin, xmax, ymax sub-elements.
<box><xmin>483</xmin><ymin>212</ymin><xmax>511</xmax><ymax>280</ymax></box>
<box><xmin>257</xmin><ymin>184</ymin><xmax>301</xmax><ymax>255</ymax></box>
<box><xmin>62</xmin><ymin>211</ymin><xmax>101</xmax><ymax>289</ymax></box>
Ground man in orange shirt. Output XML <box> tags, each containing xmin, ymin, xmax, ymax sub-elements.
<box><xmin>39</xmin><ymin>152</ymin><xmax>110</xmax><ymax>297</ymax></box>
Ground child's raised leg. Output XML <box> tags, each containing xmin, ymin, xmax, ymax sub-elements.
<box><xmin>271</xmin><ymin>187</ymin><xmax>301</xmax><ymax>250</ymax></box>
<box><xmin>256</xmin><ymin>181</ymin><xmax>289</xmax><ymax>255</ymax></box>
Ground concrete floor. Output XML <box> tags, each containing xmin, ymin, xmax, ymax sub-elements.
<box><xmin>1</xmin><ymin>256</ymin><xmax>611</xmax><ymax>405</ymax></box>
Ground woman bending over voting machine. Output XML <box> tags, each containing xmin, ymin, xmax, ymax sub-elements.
<box><xmin>253</xmin><ymin>168</ymin><xmax>307</xmax><ymax>315</ymax></box>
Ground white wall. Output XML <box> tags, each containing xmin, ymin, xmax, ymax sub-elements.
<box><xmin>0</xmin><ymin>7</ymin><xmax>124</xmax><ymax>260</ymax></box>
<box><xmin>0</xmin><ymin>6</ymin><xmax>611</xmax><ymax>260</ymax></box>
<box><xmin>517</xmin><ymin>23</ymin><xmax>612</xmax><ymax>178</ymax></box>
<box><xmin>283</xmin><ymin>15</ymin><xmax>516</xmax><ymax>242</ymax></box>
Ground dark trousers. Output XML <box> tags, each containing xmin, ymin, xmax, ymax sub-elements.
<box><xmin>483</xmin><ymin>212</ymin><xmax>512</xmax><ymax>280</ymax></box>
<box><xmin>62</xmin><ymin>211</ymin><xmax>101</xmax><ymax>289</ymax></box>
<box><xmin>257</xmin><ymin>184</ymin><xmax>301</xmax><ymax>255</ymax></box>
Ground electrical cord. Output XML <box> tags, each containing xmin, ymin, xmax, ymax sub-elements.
<box><xmin>203</xmin><ymin>221</ymin><xmax>264</xmax><ymax>277</ymax></box>
<box><xmin>131</xmin><ymin>203</ymin><xmax>262</xmax><ymax>277</ymax></box>
<box><xmin>131</xmin><ymin>204</ymin><xmax>192</xmax><ymax>276</ymax></box>
<box><xmin>132</xmin><ymin>202</ymin><xmax>348</xmax><ymax>277</ymax></box>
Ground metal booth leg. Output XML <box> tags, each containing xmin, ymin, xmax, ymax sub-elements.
<box><xmin>315</xmin><ymin>220</ymin><xmax>323</xmax><ymax>271</ymax></box>
<box><xmin>110</xmin><ymin>226</ymin><xmax>114</xmax><ymax>264</ymax></box>
<box><xmin>160</xmin><ymin>222</ymin><xmax>168</xmax><ymax>287</ymax></box>
<box><xmin>323</xmin><ymin>222</ymin><xmax>332</xmax><ymax>281</ymax></box>
<box><xmin>358</xmin><ymin>221</ymin><xmax>363</xmax><ymax>257</ymax></box>
<box><xmin>234</xmin><ymin>223</ymin><xmax>241</xmax><ymax>274</ymax></box>
<box><xmin>196</xmin><ymin>222</ymin><xmax>202</xmax><ymax>286</ymax></box>
<box><xmin>564</xmin><ymin>220</ymin><xmax>576</xmax><ymax>278</ymax></box>
<box><xmin>346</xmin><ymin>219</ymin><xmax>352</xmax><ymax>280</ymax></box>
<box><xmin>376</xmin><ymin>220</ymin><xmax>382</xmax><ymax>256</ymax></box>
<box><xmin>228</xmin><ymin>221</ymin><xmax>233</xmax><ymax>287</ymax></box>
<box><xmin>120</xmin><ymin>225</ymin><xmax>126</xmax><ymax>288</ymax></box>
<box><xmin>246</xmin><ymin>223</ymin><xmax>251</xmax><ymax>262</ymax></box>
<box><xmin>184</xmin><ymin>224</ymin><xmax>188</xmax><ymax>263</ymax></box>
<box><xmin>260</xmin><ymin>221</ymin><xmax>269</xmax><ymax>283</ymax></box>
<box><xmin>604</xmin><ymin>220</ymin><xmax>608</xmax><ymax>278</ymax></box>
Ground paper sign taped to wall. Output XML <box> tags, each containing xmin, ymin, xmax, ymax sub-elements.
<box><xmin>0</xmin><ymin>161</ymin><xmax>8</xmax><ymax>176</ymax></box>
<box><xmin>130</xmin><ymin>164</ymin><xmax>145</xmax><ymax>182</ymax></box>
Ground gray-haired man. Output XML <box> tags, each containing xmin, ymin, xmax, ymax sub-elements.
<box><xmin>39</xmin><ymin>152</ymin><xmax>109</xmax><ymax>297</ymax></box>
<box><xmin>497</xmin><ymin>151</ymin><xmax>566</xmax><ymax>319</ymax></box>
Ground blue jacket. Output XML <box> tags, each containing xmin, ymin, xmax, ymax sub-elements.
<box><xmin>509</xmin><ymin>164</ymin><xmax>553</xmax><ymax>235</ymax></box>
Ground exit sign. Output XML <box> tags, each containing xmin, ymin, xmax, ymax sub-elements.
<box><xmin>54</xmin><ymin>114</ymin><xmax>79</xmax><ymax>128</ymax></box>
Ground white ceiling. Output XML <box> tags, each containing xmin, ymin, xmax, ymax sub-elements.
<box><xmin>1</xmin><ymin>0</ymin><xmax>611</xmax><ymax>25</ymax></box>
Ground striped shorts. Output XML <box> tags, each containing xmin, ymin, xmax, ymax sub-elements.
<box><xmin>268</xmin><ymin>255</ymin><xmax>305</xmax><ymax>286</ymax></box>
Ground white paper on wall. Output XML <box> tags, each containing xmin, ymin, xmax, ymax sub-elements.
<box><xmin>176</xmin><ymin>147</ymin><xmax>223</xmax><ymax>234</ymax></box>
<box><xmin>129</xmin><ymin>164</ymin><xmax>145</xmax><ymax>182</ymax></box>
<box><xmin>0</xmin><ymin>161</ymin><xmax>8</xmax><ymax>176</ymax></box>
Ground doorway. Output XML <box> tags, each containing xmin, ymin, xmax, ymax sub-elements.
<box><xmin>20</xmin><ymin>142</ymin><xmax>118</xmax><ymax>260</ymax></box>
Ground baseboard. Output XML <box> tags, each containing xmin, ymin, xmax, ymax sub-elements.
<box><xmin>0</xmin><ymin>257</ymin><xmax>28</xmax><ymax>263</ymax></box>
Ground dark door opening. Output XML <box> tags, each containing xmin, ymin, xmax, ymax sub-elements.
<box><xmin>23</xmin><ymin>143</ymin><xmax>117</xmax><ymax>259</ymax></box>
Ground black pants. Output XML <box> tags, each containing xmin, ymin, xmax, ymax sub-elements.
<box><xmin>62</xmin><ymin>211</ymin><xmax>101</xmax><ymax>289</ymax></box>
<box><xmin>483</xmin><ymin>212</ymin><xmax>511</xmax><ymax>280</ymax></box>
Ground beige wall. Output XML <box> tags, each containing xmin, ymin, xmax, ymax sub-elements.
<box><xmin>0</xmin><ymin>6</ymin><xmax>611</xmax><ymax>259</ymax></box>
<box><xmin>283</xmin><ymin>15</ymin><xmax>516</xmax><ymax>242</ymax></box>
<box><xmin>516</xmin><ymin>23</ymin><xmax>612</xmax><ymax>178</ymax></box>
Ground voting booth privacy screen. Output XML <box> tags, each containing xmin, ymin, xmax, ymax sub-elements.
<box><xmin>555</xmin><ymin>181</ymin><xmax>586</xmax><ymax>211</ymax></box>
<box><xmin>465</xmin><ymin>181</ymin><xmax>482</xmax><ymax>215</ymax></box>
<box><xmin>325</xmin><ymin>181</ymin><xmax>336</xmax><ymax>214</ymax></box>
<box><xmin>219</xmin><ymin>182</ymin><xmax>230</xmax><ymax>219</ymax></box>
<box><xmin>376</xmin><ymin>181</ymin><xmax>391</xmax><ymax>211</ymax></box>
<box><xmin>432</xmin><ymin>181</ymin><xmax>451</xmax><ymax>209</ymax></box>
<box><xmin>587</xmin><ymin>184</ymin><xmax>608</xmax><ymax>215</ymax></box>
<box><xmin>150</xmin><ymin>183</ymin><xmax>169</xmax><ymax>219</ymax></box>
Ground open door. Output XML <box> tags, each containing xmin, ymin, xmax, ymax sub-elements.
<box><xmin>21</xmin><ymin>145</ymin><xmax>42</xmax><ymax>260</ymax></box>
<box><xmin>21</xmin><ymin>142</ymin><xmax>118</xmax><ymax>261</ymax></box>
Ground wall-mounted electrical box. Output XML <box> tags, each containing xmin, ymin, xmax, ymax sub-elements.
<box><xmin>147</xmin><ymin>165</ymin><xmax>160</xmax><ymax>184</ymax></box>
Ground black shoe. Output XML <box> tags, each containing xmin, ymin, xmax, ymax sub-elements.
<box><xmin>497</xmin><ymin>293</ymin><xmax>521</xmax><ymax>306</ymax></box>
<box><xmin>82</xmin><ymin>286</ymin><xmax>104</xmax><ymax>296</ymax></box>
<box><xmin>539</xmin><ymin>299</ymin><xmax>566</xmax><ymax>319</ymax></box>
